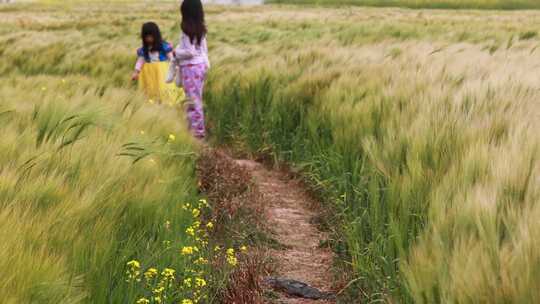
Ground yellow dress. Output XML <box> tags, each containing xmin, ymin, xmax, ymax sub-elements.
<box><xmin>138</xmin><ymin>61</ymin><xmax>185</xmax><ymax>105</ymax></box>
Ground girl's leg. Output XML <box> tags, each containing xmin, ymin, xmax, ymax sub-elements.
<box><xmin>182</xmin><ymin>64</ymin><xmax>207</xmax><ymax>138</ymax></box>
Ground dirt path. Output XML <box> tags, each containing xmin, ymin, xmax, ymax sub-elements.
<box><xmin>234</xmin><ymin>159</ymin><xmax>335</xmax><ymax>304</ymax></box>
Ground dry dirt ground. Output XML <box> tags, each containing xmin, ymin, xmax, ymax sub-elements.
<box><xmin>198</xmin><ymin>148</ymin><xmax>337</xmax><ymax>303</ymax></box>
<box><xmin>234</xmin><ymin>159</ymin><xmax>335</xmax><ymax>304</ymax></box>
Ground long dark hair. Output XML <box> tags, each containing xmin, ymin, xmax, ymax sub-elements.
<box><xmin>141</xmin><ymin>22</ymin><xmax>164</xmax><ymax>61</ymax></box>
<box><xmin>181</xmin><ymin>0</ymin><xmax>207</xmax><ymax>46</ymax></box>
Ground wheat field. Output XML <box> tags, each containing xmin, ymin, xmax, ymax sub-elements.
<box><xmin>268</xmin><ymin>0</ymin><xmax>540</xmax><ymax>9</ymax></box>
<box><xmin>0</xmin><ymin>2</ymin><xmax>210</xmax><ymax>303</ymax></box>
<box><xmin>1</xmin><ymin>1</ymin><xmax>540</xmax><ymax>303</ymax></box>
<box><xmin>203</xmin><ymin>4</ymin><xmax>540</xmax><ymax>303</ymax></box>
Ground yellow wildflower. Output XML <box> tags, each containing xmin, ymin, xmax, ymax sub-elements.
<box><xmin>183</xmin><ymin>278</ymin><xmax>192</xmax><ymax>287</ymax></box>
<box><xmin>192</xmin><ymin>208</ymin><xmax>200</xmax><ymax>218</ymax></box>
<box><xmin>206</xmin><ymin>222</ymin><xmax>214</xmax><ymax>229</ymax></box>
<box><xmin>182</xmin><ymin>300</ymin><xmax>193</xmax><ymax>304</ymax></box>
<box><xmin>227</xmin><ymin>255</ymin><xmax>238</xmax><ymax>266</ymax></box>
<box><xmin>140</xmin><ymin>130</ymin><xmax>145</xmax><ymax>135</ymax></box>
<box><xmin>214</xmin><ymin>245</ymin><xmax>221</xmax><ymax>252</ymax></box>
<box><xmin>153</xmin><ymin>286</ymin><xmax>165</xmax><ymax>294</ymax></box>
<box><xmin>162</xmin><ymin>268</ymin><xmax>175</xmax><ymax>279</ymax></box>
<box><xmin>181</xmin><ymin>246</ymin><xmax>194</xmax><ymax>255</ymax></box>
<box><xmin>195</xmin><ymin>277</ymin><xmax>207</xmax><ymax>287</ymax></box>
<box><xmin>41</xmin><ymin>86</ymin><xmax>47</xmax><ymax>91</ymax></box>
<box><xmin>126</xmin><ymin>267</ymin><xmax>140</xmax><ymax>281</ymax></box>
<box><xmin>144</xmin><ymin>268</ymin><xmax>158</xmax><ymax>280</ymax></box>
<box><xmin>136</xmin><ymin>298</ymin><xmax>150</xmax><ymax>304</ymax></box>
<box><xmin>168</xmin><ymin>134</ymin><xmax>176</xmax><ymax>141</ymax></box>
<box><xmin>227</xmin><ymin>248</ymin><xmax>235</xmax><ymax>256</ymax></box>
<box><xmin>154</xmin><ymin>296</ymin><xmax>162</xmax><ymax>304</ymax></box>
<box><xmin>240</xmin><ymin>245</ymin><xmax>248</xmax><ymax>252</ymax></box>
<box><xmin>127</xmin><ymin>260</ymin><xmax>140</xmax><ymax>269</ymax></box>
<box><xmin>186</xmin><ymin>227</ymin><xmax>195</xmax><ymax>236</ymax></box>
<box><xmin>148</xmin><ymin>99</ymin><xmax>155</xmax><ymax>104</ymax></box>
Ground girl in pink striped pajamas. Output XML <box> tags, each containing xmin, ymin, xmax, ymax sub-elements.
<box><xmin>166</xmin><ymin>0</ymin><xmax>210</xmax><ymax>140</ymax></box>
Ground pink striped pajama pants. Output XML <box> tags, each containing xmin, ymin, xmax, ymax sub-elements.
<box><xmin>181</xmin><ymin>63</ymin><xmax>207</xmax><ymax>139</ymax></box>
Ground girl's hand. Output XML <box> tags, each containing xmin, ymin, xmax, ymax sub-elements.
<box><xmin>131</xmin><ymin>71</ymin><xmax>140</xmax><ymax>81</ymax></box>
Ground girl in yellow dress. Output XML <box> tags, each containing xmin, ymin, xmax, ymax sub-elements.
<box><xmin>131</xmin><ymin>22</ymin><xmax>184</xmax><ymax>104</ymax></box>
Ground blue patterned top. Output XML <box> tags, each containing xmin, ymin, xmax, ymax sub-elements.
<box><xmin>137</xmin><ymin>42</ymin><xmax>173</xmax><ymax>63</ymax></box>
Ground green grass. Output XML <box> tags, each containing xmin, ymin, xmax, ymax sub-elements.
<box><xmin>1</xmin><ymin>76</ymin><xmax>204</xmax><ymax>303</ymax></box>
<box><xmin>0</xmin><ymin>2</ymin><xmax>214</xmax><ymax>303</ymax></box>
<box><xmin>268</xmin><ymin>0</ymin><xmax>540</xmax><ymax>10</ymax></box>
<box><xmin>3</xmin><ymin>2</ymin><xmax>540</xmax><ymax>303</ymax></box>
<box><xmin>203</xmin><ymin>4</ymin><xmax>540</xmax><ymax>303</ymax></box>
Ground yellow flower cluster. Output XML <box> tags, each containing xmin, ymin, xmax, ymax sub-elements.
<box><xmin>162</xmin><ymin>268</ymin><xmax>175</xmax><ymax>280</ymax></box>
<box><xmin>144</xmin><ymin>268</ymin><xmax>158</xmax><ymax>280</ymax></box>
<box><xmin>177</xmin><ymin>199</ymin><xmax>215</xmax><ymax>303</ymax></box>
<box><xmin>186</xmin><ymin>226</ymin><xmax>195</xmax><ymax>236</ymax></box>
<box><xmin>152</xmin><ymin>286</ymin><xmax>165</xmax><ymax>296</ymax></box>
<box><xmin>226</xmin><ymin>248</ymin><xmax>238</xmax><ymax>267</ymax></box>
<box><xmin>181</xmin><ymin>246</ymin><xmax>198</xmax><ymax>256</ymax></box>
<box><xmin>183</xmin><ymin>200</ymin><xmax>214</xmax><ymax>249</ymax></box>
<box><xmin>195</xmin><ymin>278</ymin><xmax>207</xmax><ymax>288</ymax></box>
<box><xmin>126</xmin><ymin>199</ymin><xmax>217</xmax><ymax>304</ymax></box>
<box><xmin>194</xmin><ymin>257</ymin><xmax>208</xmax><ymax>265</ymax></box>
<box><xmin>199</xmin><ymin>199</ymin><xmax>209</xmax><ymax>208</ymax></box>
<box><xmin>136</xmin><ymin>298</ymin><xmax>150</xmax><ymax>304</ymax></box>
<box><xmin>127</xmin><ymin>260</ymin><xmax>140</xmax><ymax>268</ymax></box>
<box><xmin>127</xmin><ymin>262</ymin><xmax>177</xmax><ymax>302</ymax></box>
<box><xmin>126</xmin><ymin>260</ymin><xmax>141</xmax><ymax>282</ymax></box>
